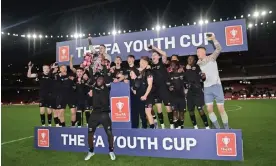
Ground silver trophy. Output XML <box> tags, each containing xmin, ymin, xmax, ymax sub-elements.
<box><xmin>61</xmin><ymin>49</ymin><xmax>67</xmax><ymax>59</ymax></box>
<box><xmin>222</xmin><ymin>136</ymin><xmax>230</xmax><ymax>147</ymax></box>
<box><xmin>230</xmin><ymin>29</ymin><xmax>237</xmax><ymax>38</ymax></box>
<box><xmin>41</xmin><ymin>132</ymin><xmax>46</xmax><ymax>141</ymax></box>
<box><xmin>116</xmin><ymin>101</ymin><xmax>124</xmax><ymax>112</ymax></box>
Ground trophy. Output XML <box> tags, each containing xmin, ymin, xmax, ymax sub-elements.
<box><xmin>222</xmin><ymin>136</ymin><xmax>230</xmax><ymax>147</ymax></box>
<box><xmin>41</xmin><ymin>132</ymin><xmax>46</xmax><ymax>141</ymax></box>
<box><xmin>116</xmin><ymin>101</ymin><xmax>124</xmax><ymax>112</ymax></box>
<box><xmin>61</xmin><ymin>49</ymin><xmax>67</xmax><ymax>59</ymax></box>
<box><xmin>230</xmin><ymin>29</ymin><xmax>237</xmax><ymax>38</ymax></box>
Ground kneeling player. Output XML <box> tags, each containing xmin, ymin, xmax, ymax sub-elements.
<box><xmin>167</xmin><ymin>61</ymin><xmax>186</xmax><ymax>129</ymax></box>
<box><xmin>85</xmin><ymin>74</ymin><xmax>115</xmax><ymax>161</ymax></box>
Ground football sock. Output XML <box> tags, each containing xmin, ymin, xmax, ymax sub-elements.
<box><xmin>54</xmin><ymin>117</ymin><xmax>59</xmax><ymax>125</ymax></box>
<box><xmin>157</xmin><ymin>112</ymin><xmax>164</xmax><ymax>124</ymax></box>
<box><xmin>76</xmin><ymin>111</ymin><xmax>82</xmax><ymax>126</ymax></box>
<box><xmin>220</xmin><ymin>112</ymin><xmax>229</xmax><ymax>129</ymax></box>
<box><xmin>85</xmin><ymin>111</ymin><xmax>90</xmax><ymax>124</ymax></box>
<box><xmin>200</xmin><ymin>114</ymin><xmax>209</xmax><ymax>127</ymax></box>
<box><xmin>167</xmin><ymin>112</ymin><xmax>174</xmax><ymax>124</ymax></box>
<box><xmin>180</xmin><ymin>120</ymin><xmax>184</xmax><ymax>129</ymax></box>
<box><xmin>47</xmin><ymin>113</ymin><xmax>52</xmax><ymax>125</ymax></box>
<box><xmin>189</xmin><ymin>111</ymin><xmax>197</xmax><ymax>126</ymax></box>
<box><xmin>40</xmin><ymin>114</ymin><xmax>45</xmax><ymax>125</ymax></box>
<box><xmin>209</xmin><ymin>112</ymin><xmax>220</xmax><ymax>129</ymax></box>
<box><xmin>61</xmin><ymin>122</ymin><xmax>65</xmax><ymax>127</ymax></box>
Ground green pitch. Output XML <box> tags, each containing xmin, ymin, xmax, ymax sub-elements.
<box><xmin>2</xmin><ymin>100</ymin><xmax>276</xmax><ymax>166</ymax></box>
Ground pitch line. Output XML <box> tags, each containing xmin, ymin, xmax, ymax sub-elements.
<box><xmin>225</xmin><ymin>105</ymin><xmax>242</xmax><ymax>112</ymax></box>
<box><xmin>1</xmin><ymin>136</ymin><xmax>34</xmax><ymax>145</ymax></box>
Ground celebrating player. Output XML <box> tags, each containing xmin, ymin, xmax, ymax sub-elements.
<box><xmin>166</xmin><ymin>60</ymin><xmax>187</xmax><ymax>129</ymax></box>
<box><xmin>197</xmin><ymin>33</ymin><xmax>229</xmax><ymax>129</ymax></box>
<box><xmin>85</xmin><ymin>74</ymin><xmax>116</xmax><ymax>161</ymax></box>
<box><xmin>125</xmin><ymin>55</ymin><xmax>147</xmax><ymax>129</ymax></box>
<box><xmin>27</xmin><ymin>62</ymin><xmax>53</xmax><ymax>126</ymax></box>
<box><xmin>149</xmin><ymin>45</ymin><xmax>174</xmax><ymax>129</ymax></box>
<box><xmin>109</xmin><ymin>56</ymin><xmax>125</xmax><ymax>82</ymax></box>
<box><xmin>130</xmin><ymin>56</ymin><xmax>155</xmax><ymax>128</ymax></box>
<box><xmin>185</xmin><ymin>56</ymin><xmax>210</xmax><ymax>129</ymax></box>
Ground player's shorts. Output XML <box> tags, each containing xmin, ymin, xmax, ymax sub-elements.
<box><xmin>47</xmin><ymin>94</ymin><xmax>57</xmax><ymax>109</ymax></box>
<box><xmin>153</xmin><ymin>85</ymin><xmax>172</xmax><ymax>106</ymax></box>
<box><xmin>143</xmin><ymin>95</ymin><xmax>154</xmax><ymax>109</ymax></box>
<box><xmin>88</xmin><ymin>112</ymin><xmax>112</xmax><ymax>132</ymax></box>
<box><xmin>39</xmin><ymin>95</ymin><xmax>50</xmax><ymax>108</ymax></box>
<box><xmin>76</xmin><ymin>99</ymin><xmax>91</xmax><ymax>111</ymax></box>
<box><xmin>55</xmin><ymin>94</ymin><xmax>68</xmax><ymax>109</ymax></box>
<box><xmin>67</xmin><ymin>95</ymin><xmax>77</xmax><ymax>109</ymax></box>
<box><xmin>171</xmin><ymin>97</ymin><xmax>186</xmax><ymax>112</ymax></box>
<box><xmin>187</xmin><ymin>89</ymin><xmax>205</xmax><ymax>111</ymax></box>
<box><xmin>204</xmin><ymin>84</ymin><xmax>224</xmax><ymax>105</ymax></box>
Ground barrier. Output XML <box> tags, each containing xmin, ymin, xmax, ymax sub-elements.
<box><xmin>34</xmin><ymin>127</ymin><xmax>243</xmax><ymax>161</ymax></box>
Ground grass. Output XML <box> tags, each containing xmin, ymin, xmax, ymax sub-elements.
<box><xmin>1</xmin><ymin>100</ymin><xmax>276</xmax><ymax>166</ymax></box>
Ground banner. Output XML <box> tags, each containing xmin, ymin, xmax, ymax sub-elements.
<box><xmin>110</xmin><ymin>82</ymin><xmax>132</xmax><ymax>129</ymax></box>
<box><xmin>34</xmin><ymin>127</ymin><xmax>243</xmax><ymax>161</ymax></box>
<box><xmin>56</xmin><ymin>19</ymin><xmax>248</xmax><ymax>65</ymax></box>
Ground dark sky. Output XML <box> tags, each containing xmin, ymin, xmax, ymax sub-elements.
<box><xmin>1</xmin><ymin>0</ymin><xmax>276</xmax><ymax>71</ymax></box>
<box><xmin>2</xmin><ymin>0</ymin><xmax>275</xmax><ymax>34</ymax></box>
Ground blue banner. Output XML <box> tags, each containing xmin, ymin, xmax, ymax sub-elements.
<box><xmin>56</xmin><ymin>19</ymin><xmax>248</xmax><ymax>65</ymax></box>
<box><xmin>34</xmin><ymin>127</ymin><xmax>243</xmax><ymax>161</ymax></box>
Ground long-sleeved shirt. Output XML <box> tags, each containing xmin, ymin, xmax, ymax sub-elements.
<box><xmin>197</xmin><ymin>39</ymin><xmax>222</xmax><ymax>87</ymax></box>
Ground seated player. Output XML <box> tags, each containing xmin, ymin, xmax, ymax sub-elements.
<box><xmin>130</xmin><ymin>56</ymin><xmax>155</xmax><ymax>129</ymax></box>
<box><xmin>166</xmin><ymin>60</ymin><xmax>186</xmax><ymax>129</ymax></box>
<box><xmin>85</xmin><ymin>73</ymin><xmax>116</xmax><ymax>161</ymax></box>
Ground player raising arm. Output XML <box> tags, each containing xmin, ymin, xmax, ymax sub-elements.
<box><xmin>197</xmin><ymin>33</ymin><xmax>229</xmax><ymax>129</ymax></box>
<box><xmin>149</xmin><ymin>45</ymin><xmax>174</xmax><ymax>129</ymax></box>
<box><xmin>85</xmin><ymin>74</ymin><xmax>116</xmax><ymax>161</ymax></box>
<box><xmin>27</xmin><ymin>61</ymin><xmax>53</xmax><ymax>127</ymax></box>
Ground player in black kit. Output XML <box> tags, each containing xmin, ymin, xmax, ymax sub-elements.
<box><xmin>109</xmin><ymin>56</ymin><xmax>125</xmax><ymax>83</ymax></box>
<box><xmin>70</xmin><ymin>57</ymin><xmax>91</xmax><ymax>127</ymax></box>
<box><xmin>84</xmin><ymin>73</ymin><xmax>116</xmax><ymax>161</ymax></box>
<box><xmin>54</xmin><ymin>65</ymin><xmax>76</xmax><ymax>127</ymax></box>
<box><xmin>185</xmin><ymin>56</ymin><xmax>210</xmax><ymax>129</ymax></box>
<box><xmin>124</xmin><ymin>55</ymin><xmax>147</xmax><ymax>129</ymax></box>
<box><xmin>27</xmin><ymin>62</ymin><xmax>53</xmax><ymax>126</ymax></box>
<box><xmin>166</xmin><ymin>60</ymin><xmax>186</xmax><ymax>129</ymax></box>
<box><xmin>130</xmin><ymin>56</ymin><xmax>155</xmax><ymax>128</ymax></box>
<box><xmin>149</xmin><ymin>45</ymin><xmax>174</xmax><ymax>129</ymax></box>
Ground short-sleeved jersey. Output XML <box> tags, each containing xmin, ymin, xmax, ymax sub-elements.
<box><xmin>37</xmin><ymin>73</ymin><xmax>52</xmax><ymax>96</ymax></box>
<box><xmin>151</xmin><ymin>60</ymin><xmax>169</xmax><ymax>87</ymax></box>
<box><xmin>132</xmin><ymin>69</ymin><xmax>153</xmax><ymax>97</ymax></box>
<box><xmin>167</xmin><ymin>72</ymin><xmax>186</xmax><ymax>97</ymax></box>
<box><xmin>55</xmin><ymin>74</ymin><xmax>73</xmax><ymax>95</ymax></box>
<box><xmin>92</xmin><ymin>85</ymin><xmax>110</xmax><ymax>112</ymax></box>
<box><xmin>184</xmin><ymin>64</ymin><xmax>204</xmax><ymax>92</ymax></box>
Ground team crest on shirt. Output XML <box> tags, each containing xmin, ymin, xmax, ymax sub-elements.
<box><xmin>180</xmin><ymin>76</ymin><xmax>184</xmax><ymax>80</ymax></box>
<box><xmin>107</xmin><ymin>73</ymin><xmax>111</xmax><ymax>76</ymax></box>
<box><xmin>192</xmin><ymin>67</ymin><xmax>196</xmax><ymax>70</ymax></box>
<box><xmin>157</xmin><ymin>66</ymin><xmax>160</xmax><ymax>69</ymax></box>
